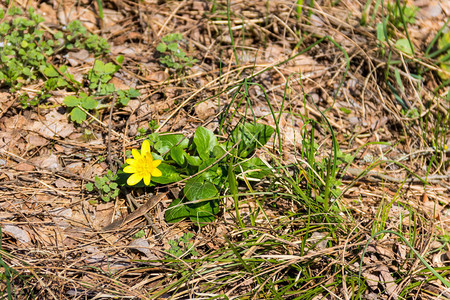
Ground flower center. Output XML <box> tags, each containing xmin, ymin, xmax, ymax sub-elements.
<box><xmin>135</xmin><ymin>154</ymin><xmax>155</xmax><ymax>176</ymax></box>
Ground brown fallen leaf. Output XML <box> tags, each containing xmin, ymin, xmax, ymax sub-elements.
<box><xmin>2</xmin><ymin>225</ymin><xmax>31</xmax><ymax>244</ymax></box>
<box><xmin>15</xmin><ymin>162</ymin><xmax>35</xmax><ymax>171</ymax></box>
<box><xmin>145</xmin><ymin>71</ymin><xmax>170</xmax><ymax>82</ymax></box>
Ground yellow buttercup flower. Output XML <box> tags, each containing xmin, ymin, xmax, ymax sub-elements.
<box><xmin>123</xmin><ymin>140</ymin><xmax>162</xmax><ymax>186</ymax></box>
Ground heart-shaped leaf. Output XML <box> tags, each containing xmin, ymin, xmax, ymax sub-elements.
<box><xmin>193</xmin><ymin>126</ymin><xmax>217</xmax><ymax>160</ymax></box>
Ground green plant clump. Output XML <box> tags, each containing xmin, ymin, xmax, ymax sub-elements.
<box><xmin>116</xmin><ymin>122</ymin><xmax>274</xmax><ymax>225</ymax></box>
<box><xmin>156</xmin><ymin>33</ymin><xmax>198</xmax><ymax>71</ymax></box>
<box><xmin>376</xmin><ymin>2</ymin><xmax>418</xmax><ymax>55</ymax></box>
<box><xmin>63</xmin><ymin>58</ymin><xmax>140</xmax><ymax>123</ymax></box>
<box><xmin>166</xmin><ymin>232</ymin><xmax>198</xmax><ymax>258</ymax></box>
<box><xmin>386</xmin><ymin>2</ymin><xmax>418</xmax><ymax>30</ymax></box>
<box><xmin>136</xmin><ymin>120</ymin><xmax>159</xmax><ymax>139</ymax></box>
<box><xmin>0</xmin><ymin>6</ymin><xmax>111</xmax><ymax>108</ymax></box>
<box><xmin>0</xmin><ymin>7</ymin><xmax>55</xmax><ymax>92</ymax></box>
<box><xmin>64</xmin><ymin>20</ymin><xmax>110</xmax><ymax>55</ymax></box>
<box><xmin>86</xmin><ymin>170</ymin><xmax>120</xmax><ymax>202</ymax></box>
<box><xmin>436</xmin><ymin>30</ymin><xmax>450</xmax><ymax>80</ymax></box>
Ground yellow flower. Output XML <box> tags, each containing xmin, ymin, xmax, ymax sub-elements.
<box><xmin>123</xmin><ymin>140</ymin><xmax>162</xmax><ymax>186</ymax></box>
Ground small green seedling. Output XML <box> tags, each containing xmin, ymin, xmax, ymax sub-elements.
<box><xmin>64</xmin><ymin>92</ymin><xmax>98</xmax><ymax>124</ymax></box>
<box><xmin>134</xmin><ymin>230</ymin><xmax>146</xmax><ymax>239</ymax></box>
<box><xmin>63</xmin><ymin>59</ymin><xmax>140</xmax><ymax>124</ymax></box>
<box><xmin>88</xmin><ymin>60</ymin><xmax>120</xmax><ymax>94</ymax></box>
<box><xmin>64</xmin><ymin>20</ymin><xmax>109</xmax><ymax>55</ymax></box>
<box><xmin>136</xmin><ymin>120</ymin><xmax>159</xmax><ymax>139</ymax></box>
<box><xmin>0</xmin><ymin>7</ymin><xmax>54</xmax><ymax>91</ymax></box>
<box><xmin>166</xmin><ymin>232</ymin><xmax>198</xmax><ymax>258</ymax></box>
<box><xmin>386</xmin><ymin>2</ymin><xmax>418</xmax><ymax>30</ymax></box>
<box><xmin>86</xmin><ymin>170</ymin><xmax>119</xmax><ymax>202</ymax></box>
<box><xmin>376</xmin><ymin>2</ymin><xmax>418</xmax><ymax>55</ymax></box>
<box><xmin>436</xmin><ymin>30</ymin><xmax>450</xmax><ymax>80</ymax></box>
<box><xmin>156</xmin><ymin>33</ymin><xmax>198</xmax><ymax>71</ymax></box>
<box><xmin>86</xmin><ymin>59</ymin><xmax>139</xmax><ymax>102</ymax></box>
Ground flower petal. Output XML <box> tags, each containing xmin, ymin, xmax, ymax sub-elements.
<box><xmin>141</xmin><ymin>140</ymin><xmax>151</xmax><ymax>156</ymax></box>
<box><xmin>125</xmin><ymin>158</ymin><xmax>136</xmax><ymax>165</ymax></box>
<box><xmin>151</xmin><ymin>168</ymin><xmax>162</xmax><ymax>177</ymax></box>
<box><xmin>123</xmin><ymin>165</ymin><xmax>136</xmax><ymax>173</ymax></box>
<box><xmin>132</xmin><ymin>149</ymin><xmax>141</xmax><ymax>160</ymax></box>
<box><xmin>143</xmin><ymin>174</ymin><xmax>151</xmax><ymax>185</ymax></box>
<box><xmin>127</xmin><ymin>173</ymin><xmax>142</xmax><ymax>186</ymax></box>
<box><xmin>152</xmin><ymin>160</ymin><xmax>161</xmax><ymax>168</ymax></box>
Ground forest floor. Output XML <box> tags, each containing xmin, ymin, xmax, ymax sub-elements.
<box><xmin>0</xmin><ymin>0</ymin><xmax>449</xmax><ymax>299</ymax></box>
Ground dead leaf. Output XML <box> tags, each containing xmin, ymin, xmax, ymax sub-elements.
<box><xmin>15</xmin><ymin>162</ymin><xmax>35</xmax><ymax>171</ymax></box>
<box><xmin>26</xmin><ymin>133</ymin><xmax>48</xmax><ymax>148</ymax></box>
<box><xmin>2</xmin><ymin>225</ymin><xmax>31</xmax><ymax>244</ymax></box>
<box><xmin>65</xmin><ymin>162</ymin><xmax>85</xmax><ymax>175</ymax></box>
<box><xmin>145</xmin><ymin>71</ymin><xmax>170</xmax><ymax>82</ymax></box>
<box><xmin>29</xmin><ymin>154</ymin><xmax>61</xmax><ymax>171</ymax></box>
<box><xmin>27</xmin><ymin>111</ymin><xmax>74</xmax><ymax>139</ymax></box>
<box><xmin>378</xmin><ymin>265</ymin><xmax>399</xmax><ymax>299</ymax></box>
<box><xmin>54</xmin><ymin>178</ymin><xmax>78</xmax><ymax>188</ymax></box>
<box><xmin>129</xmin><ymin>238</ymin><xmax>152</xmax><ymax>258</ymax></box>
<box><xmin>195</xmin><ymin>100</ymin><xmax>216</xmax><ymax>120</ymax></box>
<box><xmin>67</xmin><ymin>49</ymin><xmax>93</xmax><ymax>66</ymax></box>
<box><xmin>84</xmin><ymin>246</ymin><xmax>106</xmax><ymax>264</ymax></box>
<box><xmin>93</xmin><ymin>203</ymin><xmax>115</xmax><ymax>230</ymax></box>
<box><xmin>110</xmin><ymin>76</ymin><xmax>130</xmax><ymax>90</ymax></box>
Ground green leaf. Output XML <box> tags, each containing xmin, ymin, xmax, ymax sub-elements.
<box><xmin>231</xmin><ymin>122</ymin><xmax>274</xmax><ymax>157</ymax></box>
<box><xmin>64</xmin><ymin>95</ymin><xmax>80</xmax><ymax>107</ymax></box>
<box><xmin>193</xmin><ymin>127</ymin><xmax>217</xmax><ymax>160</ymax></box>
<box><xmin>184</xmin><ymin>178</ymin><xmax>218</xmax><ymax>202</ymax></box>
<box><xmin>239</xmin><ymin>157</ymin><xmax>271</xmax><ymax>179</ymax></box>
<box><xmin>43</xmin><ymin>65</ymin><xmax>59</xmax><ymax>77</ymax></box>
<box><xmin>167</xmin><ymin>42</ymin><xmax>179</xmax><ymax>52</ymax></box>
<box><xmin>154</xmin><ymin>134</ymin><xmax>188</xmax><ymax>155</ymax></box>
<box><xmin>99</xmin><ymin>82</ymin><xmax>116</xmax><ymax>94</ymax></box>
<box><xmin>187</xmin><ymin>199</ymin><xmax>219</xmax><ymax>224</ymax></box>
<box><xmin>151</xmin><ymin>163</ymin><xmax>182</xmax><ymax>184</ymax></box>
<box><xmin>212</xmin><ymin>144</ymin><xmax>227</xmax><ymax>158</ymax></box>
<box><xmin>165</xmin><ymin>198</ymin><xmax>190</xmax><ymax>223</ymax></box>
<box><xmin>185</xmin><ymin>154</ymin><xmax>202</xmax><ymax>167</ymax></box>
<box><xmin>395</xmin><ymin>39</ymin><xmax>414</xmax><ymax>55</ymax></box>
<box><xmin>437</xmin><ymin>31</ymin><xmax>450</xmax><ymax>80</ymax></box>
<box><xmin>118</xmin><ymin>95</ymin><xmax>129</xmax><ymax>106</ymax></box>
<box><xmin>80</xmin><ymin>95</ymin><xmax>98</xmax><ymax>110</ymax></box>
<box><xmin>22</xmin><ymin>67</ymin><xmax>32</xmax><ymax>76</ymax></box>
<box><xmin>156</xmin><ymin>43</ymin><xmax>167</xmax><ymax>52</ymax></box>
<box><xmin>170</xmin><ymin>146</ymin><xmax>186</xmax><ymax>165</ymax></box>
<box><xmin>376</xmin><ymin>23</ymin><xmax>386</xmax><ymax>43</ymax></box>
<box><xmin>70</xmin><ymin>107</ymin><xmax>86</xmax><ymax>123</ymax></box>
<box><xmin>54</xmin><ymin>31</ymin><xmax>63</xmax><ymax>39</ymax></box>
<box><xmin>339</xmin><ymin>107</ymin><xmax>351</xmax><ymax>114</ymax></box>
<box><xmin>103</xmin><ymin>62</ymin><xmax>120</xmax><ymax>74</ymax></box>
<box><xmin>116</xmin><ymin>55</ymin><xmax>124</xmax><ymax>64</ymax></box>
<box><xmin>93</xmin><ymin>60</ymin><xmax>105</xmax><ymax>73</ymax></box>
<box><xmin>85</xmin><ymin>183</ymin><xmax>94</xmax><ymax>191</ymax></box>
<box><xmin>127</xmin><ymin>88</ymin><xmax>140</xmax><ymax>98</ymax></box>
